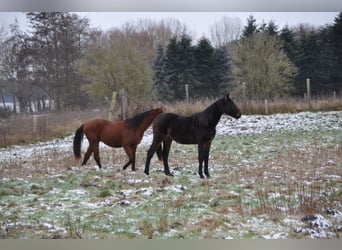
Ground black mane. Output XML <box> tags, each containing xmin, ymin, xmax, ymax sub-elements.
<box><xmin>126</xmin><ymin>110</ymin><xmax>152</xmax><ymax>128</ymax></box>
<box><xmin>192</xmin><ymin>97</ymin><xmax>223</xmax><ymax>127</ymax></box>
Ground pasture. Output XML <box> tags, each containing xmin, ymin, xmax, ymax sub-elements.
<box><xmin>0</xmin><ymin>111</ymin><xmax>341</xmax><ymax>239</ymax></box>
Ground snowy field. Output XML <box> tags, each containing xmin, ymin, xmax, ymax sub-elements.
<box><xmin>0</xmin><ymin>111</ymin><xmax>341</xmax><ymax>239</ymax></box>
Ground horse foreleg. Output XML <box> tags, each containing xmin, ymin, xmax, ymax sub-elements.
<box><xmin>203</xmin><ymin>145</ymin><xmax>211</xmax><ymax>178</ymax></box>
<box><xmin>123</xmin><ymin>145</ymin><xmax>136</xmax><ymax>171</ymax></box>
<box><xmin>197</xmin><ymin>144</ymin><xmax>205</xmax><ymax>178</ymax></box>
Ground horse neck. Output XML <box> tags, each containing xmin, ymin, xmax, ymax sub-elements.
<box><xmin>202</xmin><ymin>99</ymin><xmax>223</xmax><ymax>128</ymax></box>
<box><xmin>137</xmin><ymin>112</ymin><xmax>156</xmax><ymax>133</ymax></box>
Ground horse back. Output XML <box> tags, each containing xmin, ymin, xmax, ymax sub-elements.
<box><xmin>83</xmin><ymin>119</ymin><xmax>122</xmax><ymax>147</ymax></box>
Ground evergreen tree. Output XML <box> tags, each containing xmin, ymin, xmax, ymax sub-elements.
<box><xmin>163</xmin><ymin>35</ymin><xmax>196</xmax><ymax>100</ymax></box>
<box><xmin>153</xmin><ymin>35</ymin><xmax>232</xmax><ymax>101</ymax></box>
<box><xmin>193</xmin><ymin>37</ymin><xmax>214</xmax><ymax>97</ymax></box>
<box><xmin>242</xmin><ymin>15</ymin><xmax>258</xmax><ymax>39</ymax></box>
<box><xmin>331</xmin><ymin>12</ymin><xmax>342</xmax><ymax>87</ymax></box>
<box><xmin>162</xmin><ymin>37</ymin><xmax>178</xmax><ymax>100</ymax></box>
<box><xmin>152</xmin><ymin>44</ymin><xmax>169</xmax><ymax>100</ymax></box>
<box><xmin>292</xmin><ymin>25</ymin><xmax>321</xmax><ymax>94</ymax></box>
<box><xmin>211</xmin><ymin>46</ymin><xmax>232</xmax><ymax>93</ymax></box>
<box><xmin>266</xmin><ymin>20</ymin><xmax>279</xmax><ymax>36</ymax></box>
<box><xmin>279</xmin><ymin>25</ymin><xmax>298</xmax><ymax>62</ymax></box>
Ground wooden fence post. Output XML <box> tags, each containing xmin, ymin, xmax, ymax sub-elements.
<box><xmin>33</xmin><ymin>114</ymin><xmax>47</xmax><ymax>136</ymax></box>
<box><xmin>242</xmin><ymin>82</ymin><xmax>247</xmax><ymax>111</ymax></box>
<box><xmin>264</xmin><ymin>99</ymin><xmax>268</xmax><ymax>115</ymax></box>
<box><xmin>120</xmin><ymin>89</ymin><xmax>127</xmax><ymax>120</ymax></box>
<box><xmin>185</xmin><ymin>84</ymin><xmax>189</xmax><ymax>102</ymax></box>
<box><xmin>108</xmin><ymin>91</ymin><xmax>117</xmax><ymax>120</ymax></box>
<box><xmin>306</xmin><ymin>78</ymin><xmax>311</xmax><ymax>111</ymax></box>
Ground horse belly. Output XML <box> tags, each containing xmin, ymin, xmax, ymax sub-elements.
<box><xmin>100</xmin><ymin>128</ymin><xmax>123</xmax><ymax>148</ymax></box>
<box><xmin>172</xmin><ymin>131</ymin><xmax>196</xmax><ymax>144</ymax></box>
<box><xmin>102</xmin><ymin>136</ymin><xmax>122</xmax><ymax>148</ymax></box>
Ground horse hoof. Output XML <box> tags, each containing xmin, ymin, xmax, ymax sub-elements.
<box><xmin>166</xmin><ymin>173</ymin><xmax>174</xmax><ymax>177</ymax></box>
<box><xmin>144</xmin><ymin>171</ymin><xmax>149</xmax><ymax>176</ymax></box>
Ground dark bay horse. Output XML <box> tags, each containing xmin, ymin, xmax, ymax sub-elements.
<box><xmin>144</xmin><ymin>93</ymin><xmax>241</xmax><ymax>178</ymax></box>
<box><xmin>73</xmin><ymin>108</ymin><xmax>163</xmax><ymax>170</ymax></box>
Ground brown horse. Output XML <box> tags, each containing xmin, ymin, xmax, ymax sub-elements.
<box><xmin>144</xmin><ymin>93</ymin><xmax>241</xmax><ymax>178</ymax></box>
<box><xmin>73</xmin><ymin>108</ymin><xmax>163</xmax><ymax>170</ymax></box>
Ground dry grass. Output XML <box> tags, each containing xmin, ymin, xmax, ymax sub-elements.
<box><xmin>239</xmin><ymin>96</ymin><xmax>342</xmax><ymax>115</ymax></box>
<box><xmin>1</xmin><ymin>95</ymin><xmax>341</xmax><ymax>148</ymax></box>
<box><xmin>0</xmin><ymin>109</ymin><xmax>106</xmax><ymax>147</ymax></box>
<box><xmin>164</xmin><ymin>95</ymin><xmax>342</xmax><ymax>116</ymax></box>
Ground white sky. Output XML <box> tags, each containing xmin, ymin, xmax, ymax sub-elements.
<box><xmin>0</xmin><ymin>12</ymin><xmax>339</xmax><ymax>38</ymax></box>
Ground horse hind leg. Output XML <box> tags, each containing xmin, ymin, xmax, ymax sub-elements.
<box><xmin>92</xmin><ymin>142</ymin><xmax>102</xmax><ymax>169</ymax></box>
<box><xmin>161</xmin><ymin>138</ymin><xmax>173</xmax><ymax>177</ymax></box>
<box><xmin>81</xmin><ymin>145</ymin><xmax>93</xmax><ymax>166</ymax></box>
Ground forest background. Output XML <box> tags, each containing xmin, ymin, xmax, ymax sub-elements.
<box><xmin>0</xmin><ymin>12</ymin><xmax>342</xmax><ymax>115</ymax></box>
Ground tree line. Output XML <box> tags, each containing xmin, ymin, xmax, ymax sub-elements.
<box><xmin>0</xmin><ymin>12</ymin><xmax>341</xmax><ymax>114</ymax></box>
<box><xmin>153</xmin><ymin>36</ymin><xmax>231</xmax><ymax>101</ymax></box>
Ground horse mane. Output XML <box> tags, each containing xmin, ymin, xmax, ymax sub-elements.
<box><xmin>126</xmin><ymin>109</ymin><xmax>152</xmax><ymax>128</ymax></box>
<box><xmin>192</xmin><ymin>97</ymin><xmax>223</xmax><ymax>127</ymax></box>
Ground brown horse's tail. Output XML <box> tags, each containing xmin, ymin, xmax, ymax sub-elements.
<box><xmin>156</xmin><ymin>144</ymin><xmax>163</xmax><ymax>161</ymax></box>
<box><xmin>73</xmin><ymin>124</ymin><xmax>84</xmax><ymax>159</ymax></box>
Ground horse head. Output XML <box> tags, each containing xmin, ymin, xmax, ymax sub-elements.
<box><xmin>152</xmin><ymin>107</ymin><xmax>164</xmax><ymax>117</ymax></box>
<box><xmin>222</xmin><ymin>93</ymin><xmax>241</xmax><ymax>119</ymax></box>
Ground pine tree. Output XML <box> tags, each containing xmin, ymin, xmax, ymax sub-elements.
<box><xmin>163</xmin><ymin>35</ymin><xmax>196</xmax><ymax>100</ymax></box>
<box><xmin>331</xmin><ymin>12</ymin><xmax>342</xmax><ymax>86</ymax></box>
<box><xmin>152</xmin><ymin>44</ymin><xmax>169</xmax><ymax>100</ymax></box>
<box><xmin>279</xmin><ymin>25</ymin><xmax>298</xmax><ymax>62</ymax></box>
<box><xmin>266</xmin><ymin>20</ymin><xmax>279</xmax><ymax>36</ymax></box>
<box><xmin>193</xmin><ymin>37</ymin><xmax>214</xmax><ymax>97</ymax></box>
<box><xmin>211</xmin><ymin>47</ymin><xmax>232</xmax><ymax>94</ymax></box>
<box><xmin>293</xmin><ymin>25</ymin><xmax>322</xmax><ymax>94</ymax></box>
<box><xmin>242</xmin><ymin>15</ymin><xmax>258</xmax><ymax>39</ymax></box>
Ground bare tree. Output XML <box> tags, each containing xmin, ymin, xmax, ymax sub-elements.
<box><xmin>210</xmin><ymin>16</ymin><xmax>243</xmax><ymax>47</ymax></box>
<box><xmin>0</xmin><ymin>19</ymin><xmax>37</xmax><ymax>113</ymax></box>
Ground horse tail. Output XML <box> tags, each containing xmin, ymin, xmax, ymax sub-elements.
<box><xmin>156</xmin><ymin>144</ymin><xmax>163</xmax><ymax>161</ymax></box>
<box><xmin>73</xmin><ymin>124</ymin><xmax>84</xmax><ymax>159</ymax></box>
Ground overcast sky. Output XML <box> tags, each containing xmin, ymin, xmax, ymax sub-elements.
<box><xmin>0</xmin><ymin>12</ymin><xmax>339</xmax><ymax>38</ymax></box>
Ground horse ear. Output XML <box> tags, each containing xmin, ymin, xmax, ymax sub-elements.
<box><xmin>224</xmin><ymin>92</ymin><xmax>230</xmax><ymax>102</ymax></box>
